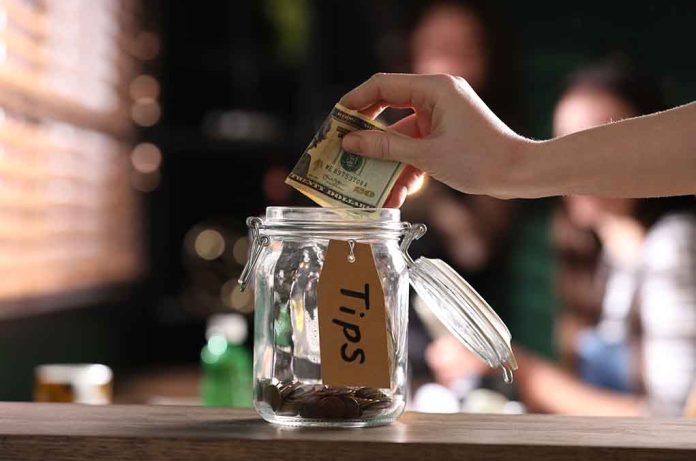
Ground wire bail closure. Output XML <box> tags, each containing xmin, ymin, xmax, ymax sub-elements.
<box><xmin>400</xmin><ymin>223</ymin><xmax>427</xmax><ymax>267</ymax></box>
<box><xmin>238</xmin><ymin>217</ymin><xmax>270</xmax><ymax>291</ymax></box>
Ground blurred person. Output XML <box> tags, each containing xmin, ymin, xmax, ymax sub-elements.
<box><xmin>551</xmin><ymin>202</ymin><xmax>603</xmax><ymax>371</ymax></box>
<box><xmin>394</xmin><ymin>0</ymin><xmax>527</xmax><ymax>389</ymax></box>
<box><xmin>400</xmin><ymin>0</ymin><xmax>519</xmax><ymax>273</ymax></box>
<box><xmin>428</xmin><ymin>60</ymin><xmax>696</xmax><ymax>416</ymax></box>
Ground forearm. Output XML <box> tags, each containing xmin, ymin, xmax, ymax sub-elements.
<box><xmin>517</xmin><ymin>102</ymin><xmax>696</xmax><ymax>198</ymax></box>
<box><xmin>514</xmin><ymin>348</ymin><xmax>644</xmax><ymax>416</ymax></box>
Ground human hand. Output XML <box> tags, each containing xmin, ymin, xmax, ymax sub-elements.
<box><xmin>425</xmin><ymin>335</ymin><xmax>489</xmax><ymax>387</ymax></box>
<box><xmin>340</xmin><ymin>73</ymin><xmax>533</xmax><ymax>205</ymax></box>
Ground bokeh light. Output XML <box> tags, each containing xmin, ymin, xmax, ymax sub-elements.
<box><xmin>131</xmin><ymin>143</ymin><xmax>162</xmax><ymax>173</ymax></box>
<box><xmin>131</xmin><ymin>98</ymin><xmax>161</xmax><ymax>127</ymax></box>
<box><xmin>232</xmin><ymin>237</ymin><xmax>249</xmax><ymax>265</ymax></box>
<box><xmin>129</xmin><ymin>75</ymin><xmax>160</xmax><ymax>100</ymax></box>
<box><xmin>221</xmin><ymin>279</ymin><xmax>253</xmax><ymax>312</ymax></box>
<box><xmin>194</xmin><ymin>229</ymin><xmax>225</xmax><ymax>260</ymax></box>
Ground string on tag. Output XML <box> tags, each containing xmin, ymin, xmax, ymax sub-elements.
<box><xmin>347</xmin><ymin>240</ymin><xmax>356</xmax><ymax>263</ymax></box>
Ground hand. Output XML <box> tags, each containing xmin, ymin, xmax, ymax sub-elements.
<box><xmin>340</xmin><ymin>73</ymin><xmax>532</xmax><ymax>205</ymax></box>
<box><xmin>425</xmin><ymin>335</ymin><xmax>489</xmax><ymax>387</ymax></box>
<box><xmin>343</xmin><ymin>74</ymin><xmax>696</xmax><ymax>200</ymax></box>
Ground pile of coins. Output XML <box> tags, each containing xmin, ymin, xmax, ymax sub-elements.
<box><xmin>258</xmin><ymin>381</ymin><xmax>392</xmax><ymax>419</ymax></box>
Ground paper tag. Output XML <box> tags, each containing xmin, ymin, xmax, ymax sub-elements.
<box><xmin>317</xmin><ymin>240</ymin><xmax>391</xmax><ymax>389</ymax></box>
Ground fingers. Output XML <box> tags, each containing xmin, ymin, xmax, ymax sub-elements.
<box><xmin>342</xmin><ymin>103</ymin><xmax>428</xmax><ymax>208</ymax></box>
<box><xmin>384</xmin><ymin>184</ymin><xmax>408</xmax><ymax>208</ymax></box>
<box><xmin>340</xmin><ymin>73</ymin><xmax>441</xmax><ymax>113</ymax></box>
<box><xmin>366</xmin><ymin>114</ymin><xmax>423</xmax><ymax>208</ymax></box>
<box><xmin>399</xmin><ymin>165</ymin><xmax>424</xmax><ymax>193</ymax></box>
<box><xmin>342</xmin><ymin>113</ymin><xmax>425</xmax><ymax>163</ymax></box>
<box><xmin>388</xmin><ymin>113</ymin><xmax>421</xmax><ymax>137</ymax></box>
<box><xmin>342</xmin><ymin>130</ymin><xmax>422</xmax><ymax>163</ymax></box>
<box><xmin>383</xmin><ymin>165</ymin><xmax>424</xmax><ymax>208</ymax></box>
<box><xmin>357</xmin><ymin>102</ymin><xmax>390</xmax><ymax>120</ymax></box>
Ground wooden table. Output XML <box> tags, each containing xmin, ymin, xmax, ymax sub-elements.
<box><xmin>0</xmin><ymin>403</ymin><xmax>694</xmax><ymax>460</ymax></box>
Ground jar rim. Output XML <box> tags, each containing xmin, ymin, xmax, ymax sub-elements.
<box><xmin>256</xmin><ymin>207</ymin><xmax>408</xmax><ymax>237</ymax></box>
<box><xmin>265</xmin><ymin>207</ymin><xmax>401</xmax><ymax>224</ymax></box>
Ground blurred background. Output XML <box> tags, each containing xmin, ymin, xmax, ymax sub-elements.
<box><xmin>0</xmin><ymin>0</ymin><xmax>694</xmax><ymax>416</ymax></box>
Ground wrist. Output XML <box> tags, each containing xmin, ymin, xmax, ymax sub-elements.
<box><xmin>490</xmin><ymin>135</ymin><xmax>545</xmax><ymax>199</ymax></box>
<box><xmin>507</xmin><ymin>136</ymin><xmax>576</xmax><ymax>199</ymax></box>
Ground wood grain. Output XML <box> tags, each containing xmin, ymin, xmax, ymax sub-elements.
<box><xmin>0</xmin><ymin>403</ymin><xmax>694</xmax><ymax>460</ymax></box>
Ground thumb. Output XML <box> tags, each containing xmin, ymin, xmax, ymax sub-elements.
<box><xmin>342</xmin><ymin>130</ymin><xmax>420</xmax><ymax>163</ymax></box>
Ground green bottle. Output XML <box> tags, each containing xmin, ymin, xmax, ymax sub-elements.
<box><xmin>201</xmin><ymin>314</ymin><xmax>253</xmax><ymax>407</ymax></box>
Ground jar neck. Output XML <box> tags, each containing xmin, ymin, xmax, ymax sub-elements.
<box><xmin>260</xmin><ymin>207</ymin><xmax>408</xmax><ymax>239</ymax></box>
<box><xmin>258</xmin><ymin>221</ymin><xmax>409</xmax><ymax>240</ymax></box>
<box><xmin>238</xmin><ymin>218</ymin><xmax>426</xmax><ymax>291</ymax></box>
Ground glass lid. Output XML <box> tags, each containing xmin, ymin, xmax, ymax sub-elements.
<box><xmin>408</xmin><ymin>257</ymin><xmax>517</xmax><ymax>383</ymax></box>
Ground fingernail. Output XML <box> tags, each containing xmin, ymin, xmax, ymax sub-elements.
<box><xmin>342</xmin><ymin>132</ymin><xmax>361</xmax><ymax>153</ymax></box>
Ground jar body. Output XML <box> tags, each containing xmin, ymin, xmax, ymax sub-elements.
<box><xmin>251</xmin><ymin>208</ymin><xmax>409</xmax><ymax>427</ymax></box>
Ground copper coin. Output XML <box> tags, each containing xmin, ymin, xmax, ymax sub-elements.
<box><xmin>276</xmin><ymin>399</ymin><xmax>302</xmax><ymax>416</ymax></box>
<box><xmin>318</xmin><ymin>396</ymin><xmax>345</xmax><ymax>418</ymax></box>
<box><xmin>363</xmin><ymin>398</ymin><xmax>392</xmax><ymax>411</ymax></box>
<box><xmin>325</xmin><ymin>386</ymin><xmax>353</xmax><ymax>396</ymax></box>
<box><xmin>355</xmin><ymin>387</ymin><xmax>383</xmax><ymax>399</ymax></box>
<box><xmin>279</xmin><ymin>382</ymin><xmax>300</xmax><ymax>399</ymax></box>
<box><xmin>341</xmin><ymin>396</ymin><xmax>362</xmax><ymax>419</ymax></box>
<box><xmin>263</xmin><ymin>383</ymin><xmax>281</xmax><ymax>411</ymax></box>
<box><xmin>298</xmin><ymin>397</ymin><xmax>324</xmax><ymax>418</ymax></box>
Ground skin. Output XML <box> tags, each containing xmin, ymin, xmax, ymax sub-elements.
<box><xmin>425</xmin><ymin>88</ymin><xmax>656</xmax><ymax>416</ymax></box>
<box><xmin>339</xmin><ymin>73</ymin><xmax>696</xmax><ymax>205</ymax></box>
<box><xmin>405</xmin><ymin>3</ymin><xmax>512</xmax><ymax>270</ymax></box>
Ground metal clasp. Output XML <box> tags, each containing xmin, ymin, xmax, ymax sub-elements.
<box><xmin>238</xmin><ymin>217</ymin><xmax>270</xmax><ymax>291</ymax></box>
<box><xmin>400</xmin><ymin>222</ymin><xmax>427</xmax><ymax>267</ymax></box>
<box><xmin>347</xmin><ymin>239</ymin><xmax>356</xmax><ymax>263</ymax></box>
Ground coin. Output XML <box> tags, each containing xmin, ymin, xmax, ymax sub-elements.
<box><xmin>299</xmin><ymin>397</ymin><xmax>325</xmax><ymax>418</ymax></box>
<box><xmin>287</xmin><ymin>383</ymin><xmax>321</xmax><ymax>400</ymax></box>
<box><xmin>355</xmin><ymin>387</ymin><xmax>385</xmax><ymax>400</ymax></box>
<box><xmin>326</xmin><ymin>386</ymin><xmax>353</xmax><ymax>396</ymax></box>
<box><xmin>262</xmin><ymin>382</ymin><xmax>281</xmax><ymax>411</ymax></box>
<box><xmin>258</xmin><ymin>382</ymin><xmax>392</xmax><ymax>420</ymax></box>
<box><xmin>276</xmin><ymin>399</ymin><xmax>302</xmax><ymax>416</ymax></box>
<box><xmin>279</xmin><ymin>381</ymin><xmax>300</xmax><ymax>399</ymax></box>
<box><xmin>319</xmin><ymin>396</ymin><xmax>345</xmax><ymax>418</ymax></box>
<box><xmin>362</xmin><ymin>398</ymin><xmax>392</xmax><ymax>411</ymax></box>
<box><xmin>341</xmin><ymin>396</ymin><xmax>361</xmax><ymax>419</ymax></box>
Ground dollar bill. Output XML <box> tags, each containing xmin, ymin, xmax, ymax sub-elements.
<box><xmin>286</xmin><ymin>103</ymin><xmax>404</xmax><ymax>208</ymax></box>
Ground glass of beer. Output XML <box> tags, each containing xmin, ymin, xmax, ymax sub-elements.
<box><xmin>34</xmin><ymin>364</ymin><xmax>113</xmax><ymax>404</ymax></box>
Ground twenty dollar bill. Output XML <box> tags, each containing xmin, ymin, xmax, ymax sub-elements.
<box><xmin>286</xmin><ymin>103</ymin><xmax>404</xmax><ymax>208</ymax></box>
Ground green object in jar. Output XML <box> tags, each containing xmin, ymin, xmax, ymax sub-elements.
<box><xmin>274</xmin><ymin>305</ymin><xmax>292</xmax><ymax>347</ymax></box>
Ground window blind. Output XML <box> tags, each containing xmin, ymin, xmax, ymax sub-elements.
<box><xmin>0</xmin><ymin>0</ymin><xmax>145</xmax><ymax>302</ymax></box>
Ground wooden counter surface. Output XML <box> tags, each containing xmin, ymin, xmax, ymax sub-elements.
<box><xmin>0</xmin><ymin>403</ymin><xmax>694</xmax><ymax>460</ymax></box>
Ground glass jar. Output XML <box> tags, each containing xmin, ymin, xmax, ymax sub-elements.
<box><xmin>240</xmin><ymin>207</ymin><xmax>516</xmax><ymax>427</ymax></box>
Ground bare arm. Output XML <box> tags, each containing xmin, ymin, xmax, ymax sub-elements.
<box><xmin>340</xmin><ymin>73</ymin><xmax>696</xmax><ymax>202</ymax></box>
<box><xmin>524</xmin><ymin>103</ymin><xmax>696</xmax><ymax>198</ymax></box>
<box><xmin>513</xmin><ymin>347</ymin><xmax>644</xmax><ymax>417</ymax></box>
<box><xmin>426</xmin><ymin>336</ymin><xmax>645</xmax><ymax>416</ymax></box>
